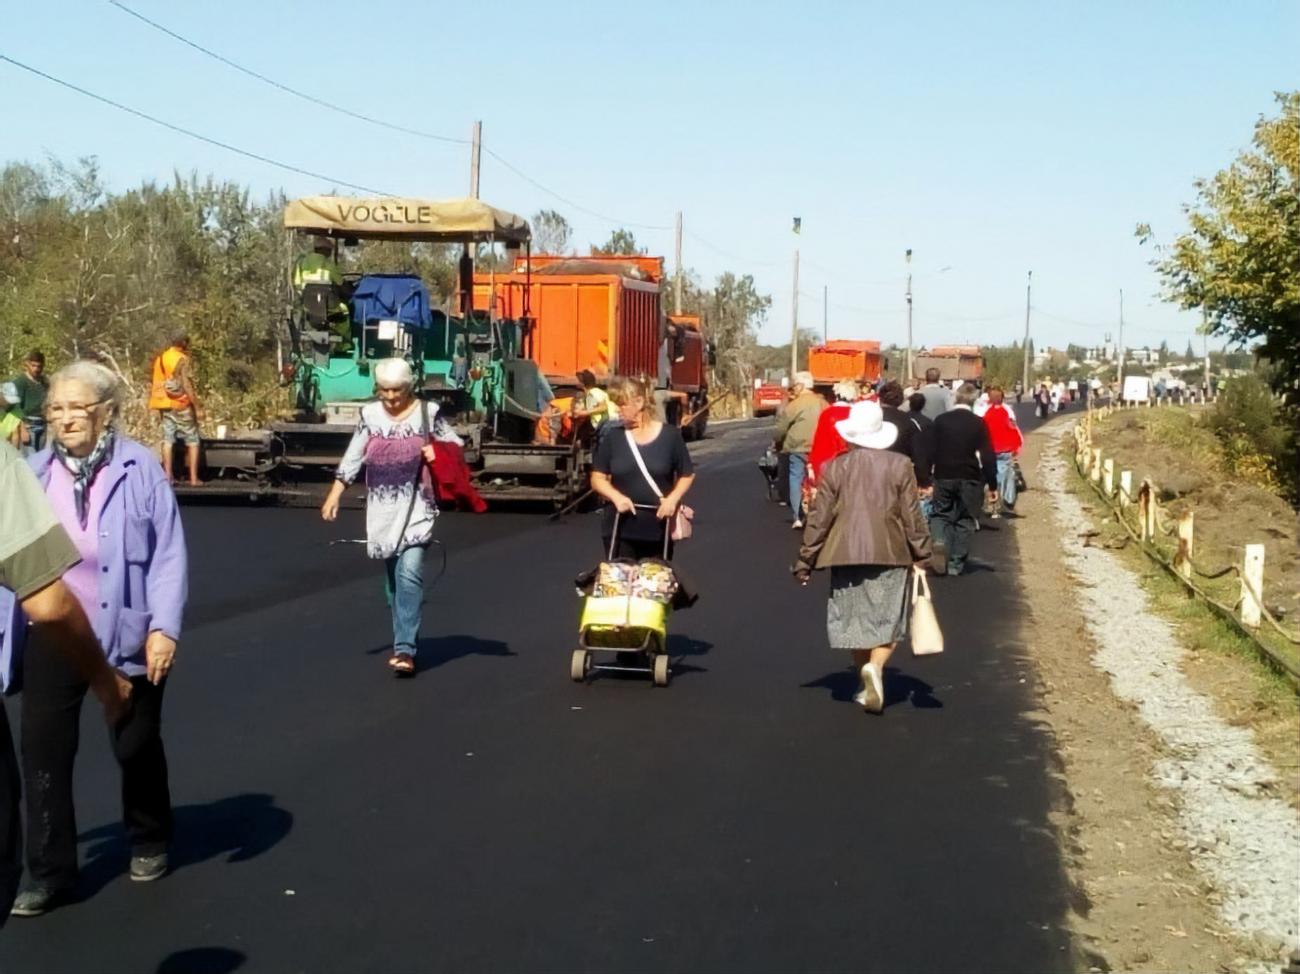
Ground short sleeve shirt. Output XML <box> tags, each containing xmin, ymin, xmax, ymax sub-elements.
<box><xmin>583</xmin><ymin>387</ymin><xmax>609</xmax><ymax>426</ymax></box>
<box><xmin>593</xmin><ymin>424</ymin><xmax>693</xmax><ymax>541</ymax></box>
<box><xmin>0</xmin><ymin>440</ymin><xmax>80</xmax><ymax>599</ymax></box>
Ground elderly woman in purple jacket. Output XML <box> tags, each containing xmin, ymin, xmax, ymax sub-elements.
<box><xmin>2</xmin><ymin>360</ymin><xmax>187</xmax><ymax>917</ymax></box>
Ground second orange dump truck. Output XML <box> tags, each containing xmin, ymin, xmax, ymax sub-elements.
<box><xmin>808</xmin><ymin>340</ymin><xmax>885</xmax><ymax>389</ymax></box>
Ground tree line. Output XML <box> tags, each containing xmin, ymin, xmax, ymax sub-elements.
<box><xmin>0</xmin><ymin>162</ymin><xmax>774</xmax><ymax>425</ymax></box>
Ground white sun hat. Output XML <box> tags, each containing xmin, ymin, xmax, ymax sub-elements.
<box><xmin>835</xmin><ymin>399</ymin><xmax>898</xmax><ymax>450</ymax></box>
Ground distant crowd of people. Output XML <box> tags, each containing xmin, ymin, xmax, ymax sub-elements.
<box><xmin>774</xmin><ymin>367</ymin><xmax>1027</xmax><ymax>713</ymax></box>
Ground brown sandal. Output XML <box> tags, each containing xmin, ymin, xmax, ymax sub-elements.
<box><xmin>388</xmin><ymin>653</ymin><xmax>416</xmax><ymax>677</ymax></box>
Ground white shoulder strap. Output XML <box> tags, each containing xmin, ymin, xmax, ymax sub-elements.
<box><xmin>624</xmin><ymin>429</ymin><xmax>664</xmax><ymax>500</ymax></box>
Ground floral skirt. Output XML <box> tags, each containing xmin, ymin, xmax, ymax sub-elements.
<box><xmin>826</xmin><ymin>565</ymin><xmax>910</xmax><ymax>649</ymax></box>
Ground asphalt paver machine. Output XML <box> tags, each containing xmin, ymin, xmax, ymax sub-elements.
<box><xmin>191</xmin><ymin>195</ymin><xmax>589</xmax><ymax>506</ymax></box>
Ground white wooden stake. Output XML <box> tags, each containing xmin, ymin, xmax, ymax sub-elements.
<box><xmin>1175</xmin><ymin>511</ymin><xmax>1194</xmax><ymax>581</ymax></box>
<box><xmin>1119</xmin><ymin>471</ymin><xmax>1133</xmax><ymax>510</ymax></box>
<box><xmin>1091</xmin><ymin>448</ymin><xmax>1102</xmax><ymax>482</ymax></box>
<box><xmin>1102</xmin><ymin>458</ymin><xmax>1115</xmax><ymax>497</ymax></box>
<box><xmin>1240</xmin><ymin>544</ymin><xmax>1265</xmax><ymax>629</ymax></box>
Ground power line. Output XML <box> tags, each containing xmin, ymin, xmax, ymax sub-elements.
<box><xmin>110</xmin><ymin>0</ymin><xmax>674</xmax><ymax>231</ymax></box>
<box><xmin>109</xmin><ymin>1</ymin><xmax>469</xmax><ymax>146</ymax></box>
<box><xmin>683</xmin><ymin>230</ymin><xmax>784</xmax><ymax>268</ymax></box>
<box><xmin>0</xmin><ymin>53</ymin><xmax>388</xmax><ymax>194</ymax></box>
<box><xmin>481</xmin><ymin>148</ymin><xmax>670</xmax><ymax>231</ymax></box>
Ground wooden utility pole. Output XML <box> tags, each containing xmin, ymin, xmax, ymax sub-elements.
<box><xmin>1021</xmin><ymin>270</ymin><xmax>1032</xmax><ymax>393</ymax></box>
<box><xmin>905</xmin><ymin>249</ymin><xmax>913</xmax><ymax>382</ymax></box>
<box><xmin>468</xmin><ymin>120</ymin><xmax>482</xmax><ymax>261</ymax></box>
<box><xmin>674</xmin><ymin>211</ymin><xmax>683</xmax><ymax>315</ymax></box>
<box><xmin>1117</xmin><ymin>288</ymin><xmax>1125</xmax><ymax>390</ymax></box>
<box><xmin>822</xmin><ymin>285</ymin><xmax>828</xmax><ymax>343</ymax></box>
<box><xmin>789</xmin><ymin>248</ymin><xmax>800</xmax><ymax>377</ymax></box>
<box><xmin>1201</xmin><ymin>308</ymin><xmax>1211</xmax><ymax>400</ymax></box>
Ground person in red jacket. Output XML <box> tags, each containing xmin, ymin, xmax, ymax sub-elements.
<box><xmin>807</xmin><ymin>380</ymin><xmax>859</xmax><ymax>487</ymax></box>
<box><xmin>981</xmin><ymin>387</ymin><xmax>1024</xmax><ymax>515</ymax></box>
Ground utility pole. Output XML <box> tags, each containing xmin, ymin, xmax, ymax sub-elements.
<box><xmin>822</xmin><ymin>284</ymin><xmax>828</xmax><ymax>343</ymax></box>
<box><xmin>905</xmin><ymin>249</ymin><xmax>913</xmax><ymax>382</ymax></box>
<box><xmin>789</xmin><ymin>248</ymin><xmax>800</xmax><ymax>377</ymax></box>
<box><xmin>674</xmin><ymin>211</ymin><xmax>683</xmax><ymax>315</ymax></box>
<box><xmin>1202</xmin><ymin>308</ymin><xmax>1211</xmax><ymax>400</ymax></box>
<box><xmin>1021</xmin><ymin>270</ymin><xmax>1032</xmax><ymax>392</ymax></box>
<box><xmin>1117</xmin><ymin>288</ymin><xmax>1125</xmax><ymax>390</ymax></box>
<box><xmin>467</xmin><ymin>120</ymin><xmax>482</xmax><ymax>264</ymax></box>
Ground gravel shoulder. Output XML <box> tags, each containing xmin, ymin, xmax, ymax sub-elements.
<box><xmin>1011</xmin><ymin>419</ymin><xmax>1299</xmax><ymax>972</ymax></box>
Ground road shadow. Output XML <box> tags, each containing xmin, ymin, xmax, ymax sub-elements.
<box><xmin>156</xmin><ymin>948</ymin><xmax>247</xmax><ymax>974</ymax></box>
<box><xmin>77</xmin><ymin>793</ymin><xmax>293</xmax><ymax>898</ymax></box>
<box><xmin>665</xmin><ymin>634</ymin><xmax>713</xmax><ymax>658</ymax></box>
<box><xmin>366</xmin><ymin>635</ymin><xmax>515</xmax><ymax>673</ymax></box>
<box><xmin>801</xmin><ymin>666</ymin><xmax>944</xmax><ymax>709</ymax></box>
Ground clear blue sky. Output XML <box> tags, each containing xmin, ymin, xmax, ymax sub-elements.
<box><xmin>3</xmin><ymin>0</ymin><xmax>1295</xmax><ymax>351</ymax></box>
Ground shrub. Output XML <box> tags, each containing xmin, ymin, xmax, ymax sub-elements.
<box><xmin>1205</xmin><ymin>374</ymin><xmax>1297</xmax><ymax>502</ymax></box>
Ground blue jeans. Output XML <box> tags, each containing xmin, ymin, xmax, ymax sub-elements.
<box><xmin>23</xmin><ymin>418</ymin><xmax>45</xmax><ymax>455</ymax></box>
<box><xmin>383</xmin><ymin>545</ymin><xmax>425</xmax><ymax>656</ymax></box>
<box><xmin>788</xmin><ymin>452</ymin><xmax>808</xmax><ymax>522</ymax></box>
<box><xmin>996</xmin><ymin>452</ymin><xmax>1017</xmax><ymax>509</ymax></box>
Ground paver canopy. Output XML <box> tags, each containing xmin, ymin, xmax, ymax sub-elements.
<box><xmin>284</xmin><ymin>196</ymin><xmax>531</xmax><ymax>244</ymax></box>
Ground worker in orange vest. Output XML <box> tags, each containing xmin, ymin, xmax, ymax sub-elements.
<box><xmin>149</xmin><ymin>333</ymin><xmax>204</xmax><ymax>485</ymax></box>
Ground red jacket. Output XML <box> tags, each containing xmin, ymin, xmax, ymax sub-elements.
<box><xmin>808</xmin><ymin>402</ymin><xmax>852</xmax><ymax>481</ymax></box>
<box><xmin>982</xmin><ymin>404</ymin><xmax>1024</xmax><ymax>455</ymax></box>
<box><xmin>430</xmin><ymin>440</ymin><xmax>488</xmax><ymax>513</ymax></box>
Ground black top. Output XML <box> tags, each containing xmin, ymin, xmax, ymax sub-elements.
<box><xmin>882</xmin><ymin>405</ymin><xmax>933</xmax><ymax>488</ymax></box>
<box><xmin>593</xmin><ymin>424</ymin><xmax>694</xmax><ymax>541</ymax></box>
<box><xmin>929</xmin><ymin>407</ymin><xmax>998</xmax><ymax>489</ymax></box>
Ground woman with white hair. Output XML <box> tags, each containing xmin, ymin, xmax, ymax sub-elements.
<box><xmin>794</xmin><ymin>400</ymin><xmax>931</xmax><ymax>715</ymax></box>
<box><xmin>807</xmin><ymin>379</ymin><xmax>859</xmax><ymax>488</ymax></box>
<box><xmin>321</xmin><ymin>358</ymin><xmax>437</xmax><ymax>678</ymax></box>
<box><xmin>5</xmin><ymin>359</ymin><xmax>187</xmax><ymax>914</ymax></box>
<box><xmin>772</xmin><ymin>370</ymin><xmax>824</xmax><ymax>529</ymax></box>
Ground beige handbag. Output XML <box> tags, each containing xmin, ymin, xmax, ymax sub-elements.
<box><xmin>910</xmin><ymin>567</ymin><xmax>944</xmax><ymax>655</ymax></box>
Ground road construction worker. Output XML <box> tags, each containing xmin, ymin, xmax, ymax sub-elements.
<box><xmin>149</xmin><ymin>333</ymin><xmax>204</xmax><ymax>485</ymax></box>
<box><xmin>293</xmin><ymin>236</ymin><xmax>351</xmax><ymax>352</ymax></box>
<box><xmin>572</xmin><ymin>370</ymin><xmax>609</xmax><ymax>431</ymax></box>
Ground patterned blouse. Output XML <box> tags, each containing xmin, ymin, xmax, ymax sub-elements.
<box><xmin>336</xmin><ymin>400</ymin><xmax>441</xmax><ymax>558</ymax></box>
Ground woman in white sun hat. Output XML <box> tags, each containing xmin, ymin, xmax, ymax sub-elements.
<box><xmin>794</xmin><ymin>400</ymin><xmax>932</xmax><ymax>713</ymax></box>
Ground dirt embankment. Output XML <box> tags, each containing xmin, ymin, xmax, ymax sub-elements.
<box><xmin>1090</xmin><ymin>408</ymin><xmax>1299</xmax><ymax>628</ymax></box>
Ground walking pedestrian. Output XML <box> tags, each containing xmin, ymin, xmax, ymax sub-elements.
<box><xmin>981</xmin><ymin>387</ymin><xmax>1024</xmax><ymax>515</ymax></box>
<box><xmin>0</xmin><ymin>439</ymin><xmax>133</xmax><ymax>925</ymax></box>
<box><xmin>917</xmin><ymin>368</ymin><xmax>951</xmax><ymax>420</ymax></box>
<box><xmin>7</xmin><ymin>360</ymin><xmax>186</xmax><ymax>916</ymax></box>
<box><xmin>905</xmin><ymin>391</ymin><xmax>936</xmax><ymax>519</ymax></box>
<box><xmin>794</xmin><ymin>401</ymin><xmax>932</xmax><ymax>714</ymax></box>
<box><xmin>807</xmin><ymin>380</ymin><xmax>858</xmax><ymax>487</ymax></box>
<box><xmin>590</xmin><ymin>375</ymin><xmax>696</xmax><ymax>560</ymax></box>
<box><xmin>772</xmin><ymin>371</ymin><xmax>823</xmax><ymax>530</ymax></box>
<box><xmin>321</xmin><ymin>359</ymin><xmax>439</xmax><ymax>678</ymax></box>
<box><xmin>1034</xmin><ymin>382</ymin><xmax>1051</xmax><ymax>419</ymax></box>
<box><xmin>879</xmin><ymin>381</ymin><xmax>931</xmax><ymax>491</ymax></box>
<box><xmin>149</xmin><ymin>334</ymin><xmax>204</xmax><ymax>486</ymax></box>
<box><xmin>10</xmin><ymin>350</ymin><xmax>48</xmax><ymax>454</ymax></box>
<box><xmin>927</xmin><ymin>383</ymin><xmax>999</xmax><ymax>576</ymax></box>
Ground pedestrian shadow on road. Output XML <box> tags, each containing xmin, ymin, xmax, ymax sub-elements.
<box><xmin>156</xmin><ymin>947</ymin><xmax>247</xmax><ymax>974</ymax></box>
<box><xmin>77</xmin><ymin>793</ymin><xmax>294</xmax><ymax>898</ymax></box>
<box><xmin>366</xmin><ymin>634</ymin><xmax>515</xmax><ymax>673</ymax></box>
<box><xmin>801</xmin><ymin>667</ymin><xmax>944</xmax><ymax>709</ymax></box>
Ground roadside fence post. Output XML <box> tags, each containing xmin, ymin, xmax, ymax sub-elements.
<box><xmin>1240</xmin><ymin>544</ymin><xmax>1265</xmax><ymax>629</ymax></box>
<box><xmin>1175</xmin><ymin>511</ymin><xmax>1194</xmax><ymax>581</ymax></box>
<box><xmin>1119</xmin><ymin>471</ymin><xmax>1133</xmax><ymax>511</ymax></box>
<box><xmin>1102</xmin><ymin>458</ymin><xmax>1115</xmax><ymax>497</ymax></box>
<box><xmin>1090</xmin><ymin>448</ymin><xmax>1103</xmax><ymax>483</ymax></box>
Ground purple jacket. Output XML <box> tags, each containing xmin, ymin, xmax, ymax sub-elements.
<box><xmin>0</xmin><ymin>436</ymin><xmax>188</xmax><ymax>690</ymax></box>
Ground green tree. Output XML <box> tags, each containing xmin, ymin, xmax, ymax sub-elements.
<box><xmin>1158</xmin><ymin>340</ymin><xmax>1169</xmax><ymax>365</ymax></box>
<box><xmin>531</xmin><ymin>209</ymin><xmax>572</xmax><ymax>255</ymax></box>
<box><xmin>1184</xmin><ymin>340</ymin><xmax>1196</xmax><ymax>362</ymax></box>
<box><xmin>590</xmin><ymin>228</ymin><xmax>643</xmax><ymax>256</ymax></box>
<box><xmin>1137</xmin><ymin>91</ymin><xmax>1299</xmax><ymax>398</ymax></box>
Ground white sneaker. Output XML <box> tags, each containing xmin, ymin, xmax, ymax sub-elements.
<box><xmin>859</xmin><ymin>663</ymin><xmax>884</xmax><ymax>713</ymax></box>
<box><xmin>792</xmin><ymin>519</ymin><xmax>804</xmax><ymax>530</ymax></box>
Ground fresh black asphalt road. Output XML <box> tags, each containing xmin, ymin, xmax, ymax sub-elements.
<box><xmin>4</xmin><ymin>405</ymin><xmax>1081</xmax><ymax>973</ymax></box>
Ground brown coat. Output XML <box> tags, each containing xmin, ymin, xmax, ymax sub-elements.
<box><xmin>795</xmin><ymin>446</ymin><xmax>932</xmax><ymax>573</ymax></box>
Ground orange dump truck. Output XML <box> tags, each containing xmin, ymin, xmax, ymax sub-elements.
<box><xmin>473</xmin><ymin>256</ymin><xmax>663</xmax><ymax>389</ymax></box>
<box><xmin>808</xmin><ymin>340</ymin><xmax>884</xmax><ymax>390</ymax></box>
<box><xmin>915</xmin><ymin>345</ymin><xmax>984</xmax><ymax>384</ymax></box>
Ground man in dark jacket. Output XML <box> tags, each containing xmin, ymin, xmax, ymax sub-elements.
<box><xmin>878</xmin><ymin>381</ymin><xmax>930</xmax><ymax>490</ymax></box>
<box><xmin>927</xmin><ymin>383</ymin><xmax>999</xmax><ymax>576</ymax></box>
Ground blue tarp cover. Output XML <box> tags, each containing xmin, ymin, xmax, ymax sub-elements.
<box><xmin>350</xmin><ymin>274</ymin><xmax>433</xmax><ymax>331</ymax></box>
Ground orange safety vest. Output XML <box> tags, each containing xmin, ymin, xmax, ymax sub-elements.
<box><xmin>149</xmin><ymin>346</ymin><xmax>191</xmax><ymax>410</ymax></box>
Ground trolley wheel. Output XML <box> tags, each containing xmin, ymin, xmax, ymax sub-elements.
<box><xmin>652</xmin><ymin>654</ymin><xmax>670</xmax><ymax>687</ymax></box>
<box><xmin>571</xmin><ymin>649</ymin><xmax>590</xmax><ymax>682</ymax></box>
